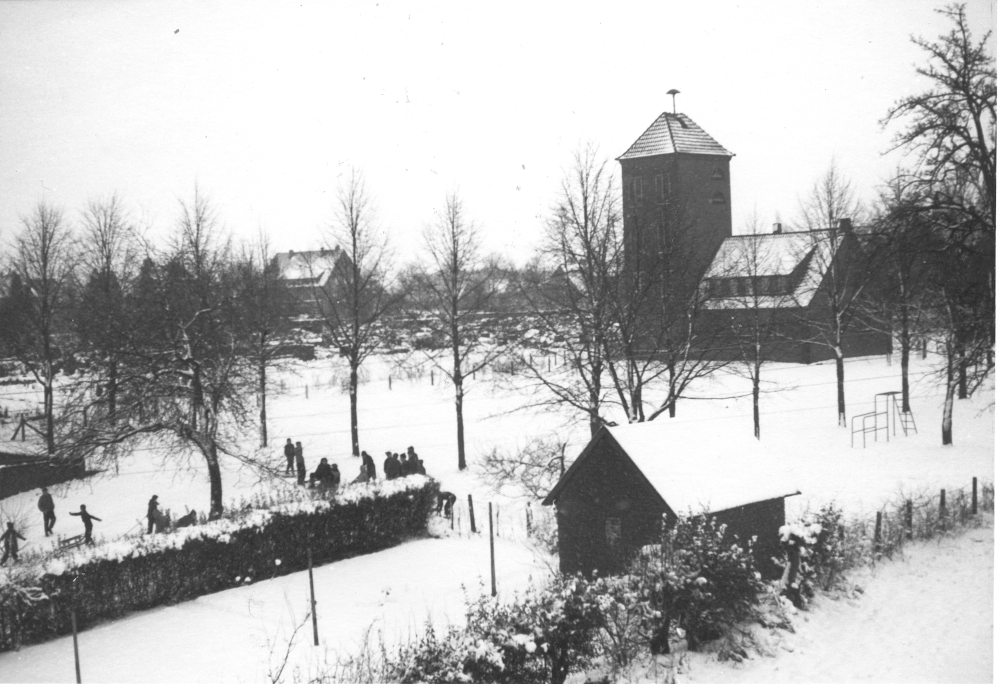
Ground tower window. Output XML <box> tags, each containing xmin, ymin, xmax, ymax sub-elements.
<box><xmin>711</xmin><ymin>167</ymin><xmax>725</xmax><ymax>181</ymax></box>
<box><xmin>710</xmin><ymin>191</ymin><xmax>726</xmax><ymax>205</ymax></box>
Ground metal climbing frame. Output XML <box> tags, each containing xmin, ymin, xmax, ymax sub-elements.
<box><xmin>852</xmin><ymin>391</ymin><xmax>918</xmax><ymax>448</ymax></box>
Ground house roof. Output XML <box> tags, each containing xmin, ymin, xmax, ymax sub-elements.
<box><xmin>701</xmin><ymin>231</ymin><xmax>844</xmax><ymax>309</ymax></box>
<box><xmin>618</xmin><ymin>113</ymin><xmax>734</xmax><ymax>160</ymax></box>
<box><xmin>275</xmin><ymin>249</ymin><xmax>345</xmax><ymax>289</ymax></box>
<box><xmin>544</xmin><ymin>421</ymin><xmax>799</xmax><ymax>515</ymax></box>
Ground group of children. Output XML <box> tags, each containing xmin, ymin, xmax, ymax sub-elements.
<box><xmin>0</xmin><ymin>487</ymin><xmax>102</xmax><ymax>566</ymax></box>
<box><xmin>280</xmin><ymin>439</ymin><xmax>428</xmax><ymax>490</ymax></box>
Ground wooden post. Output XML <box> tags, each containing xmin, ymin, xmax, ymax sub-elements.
<box><xmin>307</xmin><ymin>540</ymin><xmax>319</xmax><ymax>646</ymax></box>
<box><xmin>972</xmin><ymin>477</ymin><xmax>978</xmax><ymax>515</ymax></box>
<box><xmin>939</xmin><ymin>488</ymin><xmax>947</xmax><ymax>521</ymax></box>
<box><xmin>905</xmin><ymin>500</ymin><xmax>913</xmax><ymax>540</ymax></box>
<box><xmin>874</xmin><ymin>511</ymin><xmax>882</xmax><ymax>550</ymax></box>
<box><xmin>468</xmin><ymin>494</ymin><xmax>477</xmax><ymax>534</ymax></box>
<box><xmin>305</xmin><ymin>385</ymin><xmax>309</xmax><ymax>399</ymax></box>
<box><xmin>489</xmin><ymin>502</ymin><xmax>497</xmax><ymax>597</ymax></box>
<box><xmin>388</xmin><ymin>375</ymin><xmax>392</xmax><ymax>390</ymax></box>
<box><xmin>431</xmin><ymin>371</ymin><xmax>435</xmax><ymax>385</ymax></box>
<box><xmin>71</xmin><ymin>607</ymin><xmax>82</xmax><ymax>683</ymax></box>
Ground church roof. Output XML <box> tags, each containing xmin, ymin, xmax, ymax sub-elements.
<box><xmin>618</xmin><ymin>113</ymin><xmax>734</xmax><ymax>160</ymax></box>
<box><xmin>701</xmin><ymin>231</ymin><xmax>845</xmax><ymax>309</ymax></box>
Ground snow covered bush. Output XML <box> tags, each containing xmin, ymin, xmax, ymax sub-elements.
<box><xmin>638</xmin><ymin>514</ymin><xmax>766</xmax><ymax>651</ymax></box>
<box><xmin>0</xmin><ymin>476</ymin><xmax>438</xmax><ymax>653</ymax></box>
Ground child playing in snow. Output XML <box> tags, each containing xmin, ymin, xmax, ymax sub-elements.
<box><xmin>0</xmin><ymin>522</ymin><xmax>26</xmax><ymax>565</ymax></box>
<box><xmin>69</xmin><ymin>505</ymin><xmax>102</xmax><ymax>546</ymax></box>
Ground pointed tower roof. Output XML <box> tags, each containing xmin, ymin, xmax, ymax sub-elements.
<box><xmin>618</xmin><ymin>112</ymin><xmax>733</xmax><ymax>160</ymax></box>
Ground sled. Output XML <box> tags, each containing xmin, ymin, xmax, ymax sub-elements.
<box><xmin>56</xmin><ymin>534</ymin><xmax>86</xmax><ymax>553</ymax></box>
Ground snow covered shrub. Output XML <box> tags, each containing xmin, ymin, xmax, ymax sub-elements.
<box><xmin>779</xmin><ymin>504</ymin><xmax>851</xmax><ymax>596</ymax></box>
<box><xmin>0</xmin><ymin>567</ymin><xmax>51</xmax><ymax>651</ymax></box>
<box><xmin>0</xmin><ymin>477</ymin><xmax>439</xmax><ymax>653</ymax></box>
<box><xmin>370</xmin><ymin>576</ymin><xmax>604</xmax><ymax>684</ymax></box>
<box><xmin>639</xmin><ymin>514</ymin><xmax>765</xmax><ymax>651</ymax></box>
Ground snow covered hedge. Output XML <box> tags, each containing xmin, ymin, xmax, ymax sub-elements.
<box><xmin>0</xmin><ymin>475</ymin><xmax>438</xmax><ymax>652</ymax></box>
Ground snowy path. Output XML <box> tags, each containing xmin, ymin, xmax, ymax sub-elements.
<box><xmin>683</xmin><ymin>522</ymin><xmax>994</xmax><ymax>684</ymax></box>
<box><xmin>0</xmin><ymin>535</ymin><xmax>551</xmax><ymax>683</ymax></box>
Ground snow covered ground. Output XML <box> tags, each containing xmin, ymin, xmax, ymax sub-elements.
<box><xmin>0</xmin><ymin>350</ymin><xmax>994</xmax><ymax>682</ymax></box>
<box><xmin>675</xmin><ymin>520</ymin><xmax>994</xmax><ymax>684</ymax></box>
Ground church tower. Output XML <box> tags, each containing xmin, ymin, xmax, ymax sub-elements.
<box><xmin>617</xmin><ymin>111</ymin><xmax>734</xmax><ymax>294</ymax></box>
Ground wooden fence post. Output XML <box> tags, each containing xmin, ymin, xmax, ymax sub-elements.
<box><xmin>468</xmin><ymin>494</ymin><xmax>477</xmax><ymax>534</ymax></box>
<box><xmin>939</xmin><ymin>488</ymin><xmax>947</xmax><ymax>523</ymax></box>
<box><xmin>71</xmin><ymin>606</ymin><xmax>82</xmax><ymax>683</ymax></box>
<box><xmin>307</xmin><ymin>539</ymin><xmax>319</xmax><ymax>646</ymax></box>
<box><xmin>972</xmin><ymin>477</ymin><xmax>978</xmax><ymax>515</ymax></box>
<box><xmin>489</xmin><ymin>502</ymin><xmax>497</xmax><ymax>597</ymax></box>
<box><xmin>905</xmin><ymin>500</ymin><xmax>913</xmax><ymax>540</ymax></box>
<box><xmin>388</xmin><ymin>375</ymin><xmax>392</xmax><ymax>391</ymax></box>
<box><xmin>305</xmin><ymin>385</ymin><xmax>309</xmax><ymax>399</ymax></box>
<box><xmin>874</xmin><ymin>511</ymin><xmax>882</xmax><ymax>552</ymax></box>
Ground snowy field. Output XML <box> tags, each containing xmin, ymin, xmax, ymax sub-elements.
<box><xmin>0</xmin><ymin>350</ymin><xmax>994</xmax><ymax>682</ymax></box>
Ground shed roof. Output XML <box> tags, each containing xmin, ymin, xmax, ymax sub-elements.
<box><xmin>618</xmin><ymin>113</ymin><xmax>733</xmax><ymax>160</ymax></box>
<box><xmin>544</xmin><ymin>421</ymin><xmax>798</xmax><ymax>515</ymax></box>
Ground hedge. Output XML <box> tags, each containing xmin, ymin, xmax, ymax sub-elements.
<box><xmin>0</xmin><ymin>475</ymin><xmax>439</xmax><ymax>652</ymax></box>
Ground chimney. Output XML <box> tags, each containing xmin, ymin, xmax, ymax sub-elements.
<box><xmin>772</xmin><ymin>222</ymin><xmax>782</xmax><ymax>234</ymax></box>
<box><xmin>838</xmin><ymin>218</ymin><xmax>853</xmax><ymax>233</ymax></box>
<box><xmin>288</xmin><ymin>250</ymin><xmax>294</xmax><ymax>257</ymax></box>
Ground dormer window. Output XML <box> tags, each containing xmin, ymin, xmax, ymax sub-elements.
<box><xmin>710</xmin><ymin>191</ymin><xmax>726</xmax><ymax>205</ymax></box>
<box><xmin>711</xmin><ymin>167</ymin><xmax>725</xmax><ymax>181</ymax></box>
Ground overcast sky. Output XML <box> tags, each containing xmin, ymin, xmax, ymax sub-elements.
<box><xmin>0</xmin><ymin>0</ymin><xmax>995</xmax><ymax>266</ymax></box>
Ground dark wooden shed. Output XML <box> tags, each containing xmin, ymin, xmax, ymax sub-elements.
<box><xmin>542</xmin><ymin>422</ymin><xmax>799</xmax><ymax>578</ymax></box>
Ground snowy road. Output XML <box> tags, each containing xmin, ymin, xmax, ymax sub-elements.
<box><xmin>682</xmin><ymin>522</ymin><xmax>994</xmax><ymax>684</ymax></box>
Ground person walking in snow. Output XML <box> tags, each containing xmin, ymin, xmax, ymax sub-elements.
<box><xmin>147</xmin><ymin>495</ymin><xmax>160</xmax><ymax>534</ymax></box>
<box><xmin>69</xmin><ymin>505</ymin><xmax>101</xmax><ymax>545</ymax></box>
<box><xmin>295</xmin><ymin>442</ymin><xmax>306</xmax><ymax>486</ymax></box>
<box><xmin>0</xmin><ymin>522</ymin><xmax>26</xmax><ymax>566</ymax></box>
<box><xmin>38</xmin><ymin>487</ymin><xmax>56</xmax><ymax>536</ymax></box>
<box><xmin>283</xmin><ymin>438</ymin><xmax>296</xmax><ymax>475</ymax></box>
<box><xmin>383</xmin><ymin>451</ymin><xmax>396</xmax><ymax>480</ymax></box>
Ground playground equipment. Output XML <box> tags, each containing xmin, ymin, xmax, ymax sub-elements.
<box><xmin>851</xmin><ymin>391</ymin><xmax>917</xmax><ymax>448</ymax></box>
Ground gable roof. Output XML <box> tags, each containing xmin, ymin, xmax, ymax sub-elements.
<box><xmin>701</xmin><ymin>231</ymin><xmax>844</xmax><ymax>309</ymax></box>
<box><xmin>275</xmin><ymin>249</ymin><xmax>346</xmax><ymax>289</ymax></box>
<box><xmin>544</xmin><ymin>421</ymin><xmax>799</xmax><ymax>515</ymax></box>
<box><xmin>618</xmin><ymin>113</ymin><xmax>734</xmax><ymax>160</ymax></box>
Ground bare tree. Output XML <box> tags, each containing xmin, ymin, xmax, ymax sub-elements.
<box><xmin>62</xmin><ymin>189</ymin><xmax>257</xmax><ymax>518</ymax></box>
<box><xmin>882</xmin><ymin>4</ymin><xmax>995</xmax><ymax>442</ymax></box>
<box><xmin>794</xmin><ymin>162</ymin><xmax>874</xmax><ymax>427</ymax></box>
<box><xmin>703</xmin><ymin>215</ymin><xmax>787</xmax><ymax>438</ymax></box>
<box><xmin>77</xmin><ymin>194</ymin><xmax>141</xmax><ymax>421</ymax></box>
<box><xmin>234</xmin><ymin>230</ymin><xmax>291</xmax><ymax>448</ymax></box>
<box><xmin>410</xmin><ymin>192</ymin><xmax>509</xmax><ymax>470</ymax></box>
<box><xmin>312</xmin><ymin>169</ymin><xmax>397</xmax><ymax>457</ymax></box>
<box><xmin>0</xmin><ymin>203</ymin><xmax>77</xmax><ymax>454</ymax></box>
<box><xmin>520</xmin><ymin>145</ymin><xmax>620</xmax><ymax>437</ymax></box>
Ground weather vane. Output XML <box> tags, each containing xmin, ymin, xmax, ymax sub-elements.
<box><xmin>667</xmin><ymin>89</ymin><xmax>680</xmax><ymax>114</ymax></box>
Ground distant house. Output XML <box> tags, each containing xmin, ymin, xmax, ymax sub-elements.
<box><xmin>274</xmin><ymin>248</ymin><xmax>351</xmax><ymax>319</ymax></box>
<box><xmin>699</xmin><ymin>222</ymin><xmax>890</xmax><ymax>363</ymax></box>
<box><xmin>542</xmin><ymin>421</ymin><xmax>799</xmax><ymax>578</ymax></box>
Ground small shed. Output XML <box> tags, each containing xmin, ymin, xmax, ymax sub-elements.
<box><xmin>542</xmin><ymin>421</ymin><xmax>799</xmax><ymax>578</ymax></box>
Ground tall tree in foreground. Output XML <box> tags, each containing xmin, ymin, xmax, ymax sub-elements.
<box><xmin>77</xmin><ymin>194</ymin><xmax>141</xmax><ymax>421</ymax></box>
<box><xmin>882</xmin><ymin>3</ymin><xmax>995</xmax><ymax>444</ymax></box>
<box><xmin>1</xmin><ymin>204</ymin><xmax>76</xmax><ymax>454</ymax></box>
<box><xmin>313</xmin><ymin>168</ymin><xmax>396</xmax><ymax>456</ymax></box>
<box><xmin>794</xmin><ymin>162</ymin><xmax>874</xmax><ymax>427</ymax></box>
<box><xmin>410</xmin><ymin>192</ymin><xmax>508</xmax><ymax>470</ymax></box>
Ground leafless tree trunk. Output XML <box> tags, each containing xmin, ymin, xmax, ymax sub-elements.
<box><xmin>312</xmin><ymin>168</ymin><xmax>396</xmax><ymax>456</ymax></box>
<box><xmin>410</xmin><ymin>191</ymin><xmax>509</xmax><ymax>470</ymax></box>
<box><xmin>2</xmin><ymin>203</ymin><xmax>77</xmax><ymax>455</ymax></box>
